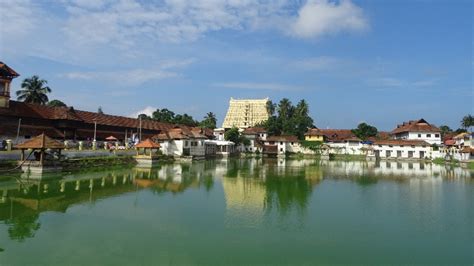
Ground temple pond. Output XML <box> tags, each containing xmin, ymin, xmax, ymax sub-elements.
<box><xmin>0</xmin><ymin>159</ymin><xmax>472</xmax><ymax>265</ymax></box>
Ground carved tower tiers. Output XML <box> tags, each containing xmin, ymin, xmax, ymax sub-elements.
<box><xmin>0</xmin><ymin>62</ymin><xmax>20</xmax><ymax>108</ymax></box>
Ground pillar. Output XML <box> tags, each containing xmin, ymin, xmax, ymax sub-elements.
<box><xmin>92</xmin><ymin>140</ymin><xmax>97</xmax><ymax>150</ymax></box>
<box><xmin>6</xmin><ymin>139</ymin><xmax>12</xmax><ymax>151</ymax></box>
<box><xmin>78</xmin><ymin>141</ymin><xmax>83</xmax><ymax>151</ymax></box>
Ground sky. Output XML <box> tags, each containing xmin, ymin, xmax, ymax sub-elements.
<box><xmin>0</xmin><ymin>0</ymin><xmax>472</xmax><ymax>130</ymax></box>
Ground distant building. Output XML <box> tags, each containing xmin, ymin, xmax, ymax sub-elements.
<box><xmin>240</xmin><ymin>127</ymin><xmax>267</xmax><ymax>153</ymax></box>
<box><xmin>222</xmin><ymin>98</ymin><xmax>269</xmax><ymax>129</ymax></box>
<box><xmin>391</xmin><ymin>118</ymin><xmax>441</xmax><ymax>145</ymax></box>
<box><xmin>263</xmin><ymin>135</ymin><xmax>301</xmax><ymax>156</ymax></box>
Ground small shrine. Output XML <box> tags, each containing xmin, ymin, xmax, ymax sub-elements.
<box><xmin>15</xmin><ymin>133</ymin><xmax>65</xmax><ymax>174</ymax></box>
<box><xmin>134</xmin><ymin>138</ymin><xmax>161</xmax><ymax>167</ymax></box>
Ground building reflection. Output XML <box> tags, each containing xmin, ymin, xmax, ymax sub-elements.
<box><xmin>221</xmin><ymin>158</ymin><xmax>323</xmax><ymax>228</ymax></box>
<box><xmin>0</xmin><ymin>158</ymin><xmax>471</xmax><ymax>241</ymax></box>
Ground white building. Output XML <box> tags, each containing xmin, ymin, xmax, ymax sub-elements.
<box><xmin>369</xmin><ymin>140</ymin><xmax>432</xmax><ymax>160</ymax></box>
<box><xmin>240</xmin><ymin>127</ymin><xmax>267</xmax><ymax>153</ymax></box>
<box><xmin>153</xmin><ymin>127</ymin><xmax>208</xmax><ymax>159</ymax></box>
<box><xmin>263</xmin><ymin>135</ymin><xmax>302</xmax><ymax>156</ymax></box>
<box><xmin>205</xmin><ymin>140</ymin><xmax>236</xmax><ymax>157</ymax></box>
<box><xmin>391</xmin><ymin>118</ymin><xmax>441</xmax><ymax>145</ymax></box>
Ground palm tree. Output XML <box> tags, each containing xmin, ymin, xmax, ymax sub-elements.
<box><xmin>16</xmin><ymin>76</ymin><xmax>51</xmax><ymax>105</ymax></box>
<box><xmin>278</xmin><ymin>98</ymin><xmax>292</xmax><ymax>119</ymax></box>
<box><xmin>201</xmin><ymin>112</ymin><xmax>217</xmax><ymax>129</ymax></box>
<box><xmin>461</xmin><ymin>114</ymin><xmax>473</xmax><ymax>131</ymax></box>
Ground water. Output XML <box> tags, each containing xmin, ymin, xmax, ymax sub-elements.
<box><xmin>0</xmin><ymin>159</ymin><xmax>472</xmax><ymax>265</ymax></box>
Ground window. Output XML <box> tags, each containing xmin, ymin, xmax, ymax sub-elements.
<box><xmin>280</xmin><ymin>142</ymin><xmax>283</xmax><ymax>145</ymax></box>
<box><xmin>400</xmin><ymin>145</ymin><xmax>404</xmax><ymax>147</ymax></box>
<box><xmin>418</xmin><ymin>134</ymin><xmax>421</xmax><ymax>138</ymax></box>
<box><xmin>397</xmin><ymin>151</ymin><xmax>402</xmax><ymax>157</ymax></box>
<box><xmin>389</xmin><ymin>145</ymin><xmax>393</xmax><ymax>148</ymax></box>
<box><xmin>291</xmin><ymin>142</ymin><xmax>294</xmax><ymax>145</ymax></box>
<box><xmin>280</xmin><ymin>148</ymin><xmax>283</xmax><ymax>152</ymax></box>
<box><xmin>427</xmin><ymin>134</ymin><xmax>431</xmax><ymax>138</ymax></box>
<box><xmin>185</xmin><ymin>141</ymin><xmax>188</xmax><ymax>146</ymax></box>
<box><xmin>435</xmin><ymin>134</ymin><xmax>439</xmax><ymax>138</ymax></box>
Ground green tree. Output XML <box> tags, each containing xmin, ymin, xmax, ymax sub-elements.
<box><xmin>174</xmin><ymin>113</ymin><xmax>198</xmax><ymax>126</ymax></box>
<box><xmin>16</xmin><ymin>75</ymin><xmax>51</xmax><ymax>105</ymax></box>
<box><xmin>47</xmin><ymin>99</ymin><xmax>67</xmax><ymax>107</ymax></box>
<box><xmin>200</xmin><ymin>112</ymin><xmax>217</xmax><ymax>129</ymax></box>
<box><xmin>98</xmin><ymin>106</ymin><xmax>104</xmax><ymax>114</ymax></box>
<box><xmin>439</xmin><ymin>125</ymin><xmax>452</xmax><ymax>138</ymax></box>
<box><xmin>461</xmin><ymin>114</ymin><xmax>473</xmax><ymax>131</ymax></box>
<box><xmin>266</xmin><ymin>100</ymin><xmax>276</xmax><ymax>116</ymax></box>
<box><xmin>152</xmin><ymin>108</ymin><xmax>175</xmax><ymax>123</ymax></box>
<box><xmin>351</xmin><ymin>123</ymin><xmax>378</xmax><ymax>140</ymax></box>
<box><xmin>138</xmin><ymin>114</ymin><xmax>152</xmax><ymax>120</ymax></box>
<box><xmin>224</xmin><ymin>127</ymin><xmax>242</xmax><ymax>145</ymax></box>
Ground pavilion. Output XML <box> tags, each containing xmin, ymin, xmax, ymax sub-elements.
<box><xmin>15</xmin><ymin>133</ymin><xmax>65</xmax><ymax>174</ymax></box>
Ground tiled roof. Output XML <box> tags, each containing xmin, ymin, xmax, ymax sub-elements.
<box><xmin>135</xmin><ymin>138</ymin><xmax>160</xmax><ymax>148</ymax></box>
<box><xmin>242</xmin><ymin>127</ymin><xmax>267</xmax><ymax>134</ymax></box>
<box><xmin>266</xmin><ymin>135</ymin><xmax>299</xmax><ymax>142</ymax></box>
<box><xmin>0</xmin><ymin>101</ymin><xmax>175</xmax><ymax>131</ymax></box>
<box><xmin>444</xmin><ymin>139</ymin><xmax>456</xmax><ymax>146</ymax></box>
<box><xmin>373</xmin><ymin>139</ymin><xmax>430</xmax><ymax>146</ymax></box>
<box><xmin>304</xmin><ymin>128</ymin><xmax>324</xmax><ymax>136</ymax></box>
<box><xmin>0</xmin><ymin>62</ymin><xmax>19</xmax><ymax>79</ymax></box>
<box><xmin>315</xmin><ymin>129</ymin><xmax>356</xmax><ymax>142</ymax></box>
<box><xmin>0</xmin><ymin>124</ymin><xmax>64</xmax><ymax>138</ymax></box>
<box><xmin>153</xmin><ymin>126</ymin><xmax>207</xmax><ymax>141</ymax></box>
<box><xmin>15</xmin><ymin>133</ymin><xmax>65</xmax><ymax>149</ymax></box>
<box><xmin>391</xmin><ymin>119</ymin><xmax>440</xmax><ymax>134</ymax></box>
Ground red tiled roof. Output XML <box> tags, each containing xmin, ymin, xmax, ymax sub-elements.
<box><xmin>315</xmin><ymin>129</ymin><xmax>355</xmax><ymax>142</ymax></box>
<box><xmin>266</xmin><ymin>135</ymin><xmax>299</xmax><ymax>142</ymax></box>
<box><xmin>304</xmin><ymin>128</ymin><xmax>324</xmax><ymax>136</ymax></box>
<box><xmin>15</xmin><ymin>133</ymin><xmax>64</xmax><ymax>149</ymax></box>
<box><xmin>373</xmin><ymin>139</ymin><xmax>430</xmax><ymax>146</ymax></box>
<box><xmin>0</xmin><ymin>124</ymin><xmax>64</xmax><ymax>138</ymax></box>
<box><xmin>242</xmin><ymin>127</ymin><xmax>267</xmax><ymax>134</ymax></box>
<box><xmin>391</xmin><ymin>119</ymin><xmax>440</xmax><ymax>134</ymax></box>
<box><xmin>0</xmin><ymin>101</ymin><xmax>175</xmax><ymax>131</ymax></box>
<box><xmin>153</xmin><ymin>126</ymin><xmax>207</xmax><ymax>141</ymax></box>
<box><xmin>444</xmin><ymin>139</ymin><xmax>456</xmax><ymax>146</ymax></box>
<box><xmin>135</xmin><ymin>138</ymin><xmax>160</xmax><ymax>148</ymax></box>
<box><xmin>0</xmin><ymin>62</ymin><xmax>20</xmax><ymax>79</ymax></box>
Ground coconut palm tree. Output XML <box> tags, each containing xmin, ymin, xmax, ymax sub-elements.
<box><xmin>461</xmin><ymin>114</ymin><xmax>473</xmax><ymax>131</ymax></box>
<box><xmin>16</xmin><ymin>76</ymin><xmax>51</xmax><ymax>105</ymax></box>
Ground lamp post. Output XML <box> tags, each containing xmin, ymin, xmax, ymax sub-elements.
<box><xmin>93</xmin><ymin>119</ymin><xmax>97</xmax><ymax>150</ymax></box>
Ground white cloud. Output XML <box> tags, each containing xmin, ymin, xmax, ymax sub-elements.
<box><xmin>60</xmin><ymin>58</ymin><xmax>194</xmax><ymax>86</ymax></box>
<box><xmin>214</xmin><ymin>82</ymin><xmax>304</xmax><ymax>91</ymax></box>
<box><xmin>290</xmin><ymin>0</ymin><xmax>368</xmax><ymax>39</ymax></box>
<box><xmin>1</xmin><ymin>0</ymin><xmax>369</xmax><ymax>56</ymax></box>
<box><xmin>129</xmin><ymin>106</ymin><xmax>156</xmax><ymax>118</ymax></box>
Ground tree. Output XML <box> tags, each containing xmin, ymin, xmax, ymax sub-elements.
<box><xmin>152</xmin><ymin>108</ymin><xmax>175</xmax><ymax>123</ymax></box>
<box><xmin>351</xmin><ymin>123</ymin><xmax>378</xmax><ymax>140</ymax></box>
<box><xmin>260</xmin><ymin>98</ymin><xmax>314</xmax><ymax>140</ymax></box>
<box><xmin>16</xmin><ymin>75</ymin><xmax>51</xmax><ymax>105</ymax></box>
<box><xmin>174</xmin><ymin>113</ymin><xmax>198</xmax><ymax>126</ymax></box>
<box><xmin>439</xmin><ymin>125</ymin><xmax>453</xmax><ymax>138</ymax></box>
<box><xmin>200</xmin><ymin>112</ymin><xmax>217</xmax><ymax>129</ymax></box>
<box><xmin>138</xmin><ymin>114</ymin><xmax>152</xmax><ymax>120</ymax></box>
<box><xmin>461</xmin><ymin>114</ymin><xmax>473</xmax><ymax>131</ymax></box>
<box><xmin>224</xmin><ymin>127</ymin><xmax>243</xmax><ymax>145</ymax></box>
<box><xmin>47</xmin><ymin>99</ymin><xmax>67</xmax><ymax>107</ymax></box>
<box><xmin>98</xmin><ymin>106</ymin><xmax>104</xmax><ymax>114</ymax></box>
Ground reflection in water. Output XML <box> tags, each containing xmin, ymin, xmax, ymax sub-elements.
<box><xmin>0</xmin><ymin>159</ymin><xmax>471</xmax><ymax>242</ymax></box>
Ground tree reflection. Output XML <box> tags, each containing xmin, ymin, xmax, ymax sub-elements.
<box><xmin>264</xmin><ymin>168</ymin><xmax>313</xmax><ymax>215</ymax></box>
<box><xmin>6</xmin><ymin>213</ymin><xmax>41</xmax><ymax>242</ymax></box>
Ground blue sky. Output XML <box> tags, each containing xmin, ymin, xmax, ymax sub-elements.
<box><xmin>1</xmin><ymin>0</ymin><xmax>472</xmax><ymax>130</ymax></box>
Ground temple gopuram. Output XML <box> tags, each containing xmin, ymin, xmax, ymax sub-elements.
<box><xmin>222</xmin><ymin>98</ymin><xmax>270</xmax><ymax>129</ymax></box>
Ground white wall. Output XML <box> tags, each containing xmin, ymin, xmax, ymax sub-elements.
<box><xmin>394</xmin><ymin>132</ymin><xmax>441</xmax><ymax>145</ymax></box>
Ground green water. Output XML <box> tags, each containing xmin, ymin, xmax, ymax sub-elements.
<box><xmin>0</xmin><ymin>159</ymin><xmax>472</xmax><ymax>265</ymax></box>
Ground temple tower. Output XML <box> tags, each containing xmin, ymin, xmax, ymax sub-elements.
<box><xmin>222</xmin><ymin>98</ymin><xmax>270</xmax><ymax>129</ymax></box>
<box><xmin>0</xmin><ymin>62</ymin><xmax>19</xmax><ymax>108</ymax></box>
